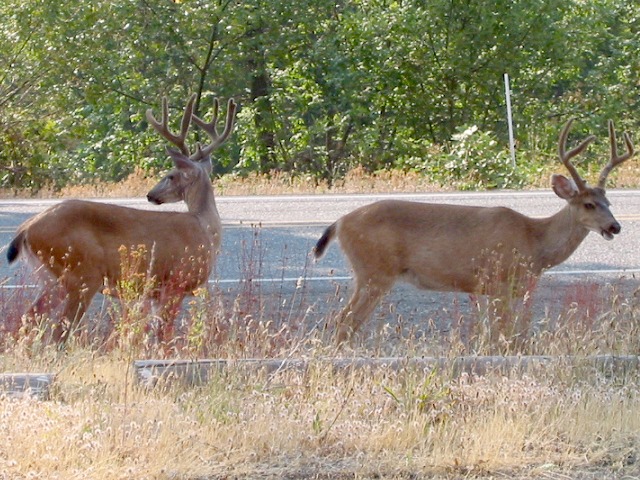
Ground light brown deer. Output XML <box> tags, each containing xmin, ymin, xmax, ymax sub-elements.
<box><xmin>6</xmin><ymin>94</ymin><xmax>236</xmax><ymax>343</ymax></box>
<box><xmin>314</xmin><ymin>119</ymin><xmax>635</xmax><ymax>344</ymax></box>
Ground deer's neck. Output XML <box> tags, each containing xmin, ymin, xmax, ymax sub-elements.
<box><xmin>536</xmin><ymin>204</ymin><xmax>589</xmax><ymax>270</ymax></box>
<box><xmin>185</xmin><ymin>178</ymin><xmax>222</xmax><ymax>248</ymax></box>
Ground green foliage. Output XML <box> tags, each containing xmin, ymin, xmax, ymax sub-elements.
<box><xmin>400</xmin><ymin>125</ymin><xmax>537</xmax><ymax>190</ymax></box>
<box><xmin>1</xmin><ymin>0</ymin><xmax>638</xmax><ymax>191</ymax></box>
<box><xmin>382</xmin><ymin>368</ymin><xmax>453</xmax><ymax>423</ymax></box>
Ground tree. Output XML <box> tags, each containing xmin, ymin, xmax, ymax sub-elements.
<box><xmin>1</xmin><ymin>0</ymin><xmax>638</xmax><ymax>191</ymax></box>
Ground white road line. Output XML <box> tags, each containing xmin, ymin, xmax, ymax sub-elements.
<box><xmin>2</xmin><ymin>268</ymin><xmax>638</xmax><ymax>290</ymax></box>
<box><xmin>545</xmin><ymin>268</ymin><xmax>640</xmax><ymax>276</ymax></box>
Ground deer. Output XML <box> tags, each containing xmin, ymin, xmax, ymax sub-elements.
<box><xmin>313</xmin><ymin>119</ymin><xmax>635</xmax><ymax>344</ymax></box>
<box><xmin>5</xmin><ymin>93</ymin><xmax>236</xmax><ymax>344</ymax></box>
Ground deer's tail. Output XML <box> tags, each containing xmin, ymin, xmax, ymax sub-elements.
<box><xmin>6</xmin><ymin>231</ymin><xmax>25</xmax><ymax>264</ymax></box>
<box><xmin>313</xmin><ymin>223</ymin><xmax>337</xmax><ymax>259</ymax></box>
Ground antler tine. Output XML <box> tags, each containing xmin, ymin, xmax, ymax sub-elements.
<box><xmin>146</xmin><ymin>94</ymin><xmax>196</xmax><ymax>156</ymax></box>
<box><xmin>597</xmin><ymin>120</ymin><xmax>635</xmax><ymax>188</ymax></box>
<box><xmin>558</xmin><ymin>118</ymin><xmax>595</xmax><ymax>192</ymax></box>
<box><xmin>190</xmin><ymin>98</ymin><xmax>237</xmax><ymax>161</ymax></box>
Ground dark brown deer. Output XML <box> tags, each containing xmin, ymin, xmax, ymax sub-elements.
<box><xmin>6</xmin><ymin>94</ymin><xmax>236</xmax><ymax>343</ymax></box>
<box><xmin>314</xmin><ymin>119</ymin><xmax>635</xmax><ymax>343</ymax></box>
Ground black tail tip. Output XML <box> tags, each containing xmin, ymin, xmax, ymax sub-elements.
<box><xmin>6</xmin><ymin>238</ymin><xmax>20</xmax><ymax>264</ymax></box>
<box><xmin>312</xmin><ymin>244</ymin><xmax>324</xmax><ymax>259</ymax></box>
<box><xmin>313</xmin><ymin>224</ymin><xmax>336</xmax><ymax>259</ymax></box>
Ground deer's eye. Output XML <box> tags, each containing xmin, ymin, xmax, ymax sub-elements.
<box><xmin>584</xmin><ymin>202</ymin><xmax>596</xmax><ymax>210</ymax></box>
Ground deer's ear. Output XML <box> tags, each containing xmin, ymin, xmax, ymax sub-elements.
<box><xmin>200</xmin><ymin>157</ymin><xmax>213</xmax><ymax>176</ymax></box>
<box><xmin>192</xmin><ymin>143</ymin><xmax>213</xmax><ymax>175</ymax></box>
<box><xmin>166</xmin><ymin>147</ymin><xmax>196</xmax><ymax>171</ymax></box>
<box><xmin>552</xmin><ymin>174</ymin><xmax>578</xmax><ymax>199</ymax></box>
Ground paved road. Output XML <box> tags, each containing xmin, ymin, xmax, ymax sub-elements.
<box><xmin>2</xmin><ymin>191</ymin><xmax>639</xmax><ymax>341</ymax></box>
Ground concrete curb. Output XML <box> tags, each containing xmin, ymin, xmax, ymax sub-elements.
<box><xmin>0</xmin><ymin>374</ymin><xmax>56</xmax><ymax>400</ymax></box>
<box><xmin>134</xmin><ymin>355</ymin><xmax>640</xmax><ymax>387</ymax></box>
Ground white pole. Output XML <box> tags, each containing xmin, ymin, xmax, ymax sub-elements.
<box><xmin>504</xmin><ymin>73</ymin><xmax>516</xmax><ymax>168</ymax></box>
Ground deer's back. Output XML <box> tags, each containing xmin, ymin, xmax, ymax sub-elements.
<box><xmin>16</xmin><ymin>200</ymin><xmax>213</xmax><ymax>287</ymax></box>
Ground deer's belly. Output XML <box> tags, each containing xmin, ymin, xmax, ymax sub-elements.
<box><xmin>400</xmin><ymin>269</ymin><xmax>478</xmax><ymax>294</ymax></box>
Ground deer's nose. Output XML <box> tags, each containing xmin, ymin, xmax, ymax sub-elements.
<box><xmin>608</xmin><ymin>222</ymin><xmax>621</xmax><ymax>235</ymax></box>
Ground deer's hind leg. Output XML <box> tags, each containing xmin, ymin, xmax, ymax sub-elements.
<box><xmin>335</xmin><ymin>277</ymin><xmax>393</xmax><ymax>345</ymax></box>
<box><xmin>51</xmin><ymin>273</ymin><xmax>103</xmax><ymax>343</ymax></box>
<box><xmin>22</xmin><ymin>280</ymin><xmax>67</xmax><ymax>337</ymax></box>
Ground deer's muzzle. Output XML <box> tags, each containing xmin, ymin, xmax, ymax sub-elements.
<box><xmin>147</xmin><ymin>193</ymin><xmax>162</xmax><ymax>205</ymax></box>
<box><xmin>602</xmin><ymin>221</ymin><xmax>621</xmax><ymax>240</ymax></box>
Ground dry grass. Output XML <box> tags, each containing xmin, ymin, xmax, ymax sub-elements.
<box><xmin>2</xmin><ymin>159</ymin><xmax>639</xmax><ymax>199</ymax></box>
<box><xmin>0</xmin><ymin>166</ymin><xmax>464</xmax><ymax>199</ymax></box>
<box><xmin>211</xmin><ymin>166</ymin><xmax>447</xmax><ymax>196</ymax></box>
<box><xmin>1</xmin><ymin>255</ymin><xmax>640</xmax><ymax>479</ymax></box>
<box><xmin>532</xmin><ymin>160</ymin><xmax>640</xmax><ymax>189</ymax></box>
<box><xmin>0</xmin><ymin>347</ymin><xmax>639</xmax><ymax>479</ymax></box>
